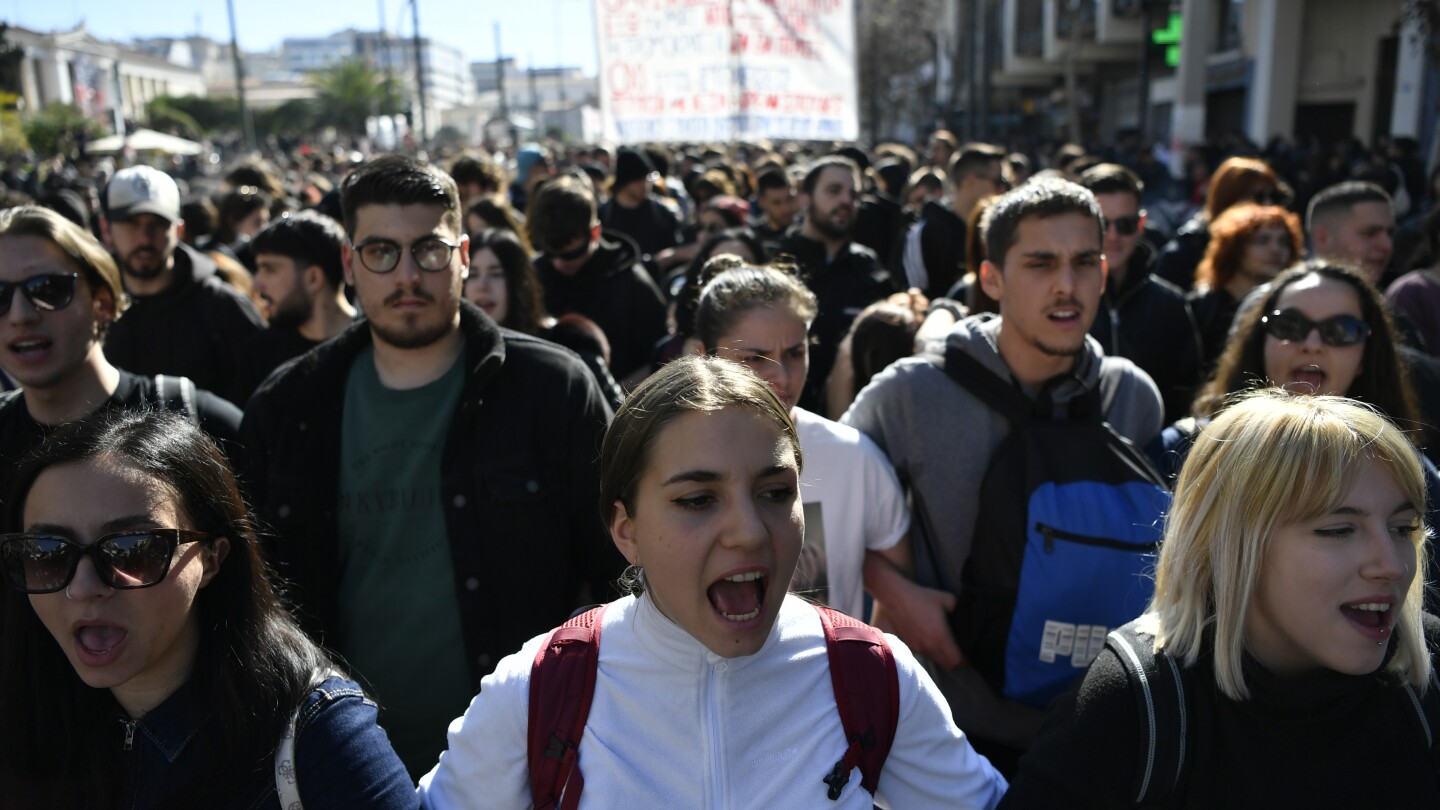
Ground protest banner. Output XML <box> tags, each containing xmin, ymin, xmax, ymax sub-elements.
<box><xmin>595</xmin><ymin>0</ymin><xmax>858</xmax><ymax>143</ymax></box>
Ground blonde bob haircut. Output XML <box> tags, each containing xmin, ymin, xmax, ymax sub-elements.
<box><xmin>0</xmin><ymin>205</ymin><xmax>130</xmax><ymax>320</ymax></box>
<box><xmin>1147</xmin><ymin>389</ymin><xmax>1430</xmax><ymax>699</ymax></box>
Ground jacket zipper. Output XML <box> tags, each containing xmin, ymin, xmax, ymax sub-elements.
<box><xmin>1037</xmin><ymin>522</ymin><xmax>1161</xmax><ymax>554</ymax></box>
<box><xmin>121</xmin><ymin>718</ymin><xmax>136</xmax><ymax>751</ymax></box>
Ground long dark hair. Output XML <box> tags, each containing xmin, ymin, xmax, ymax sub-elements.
<box><xmin>0</xmin><ymin>410</ymin><xmax>336</xmax><ymax>808</ymax></box>
<box><xmin>470</xmin><ymin>227</ymin><xmax>547</xmax><ymax>335</ymax></box>
<box><xmin>1194</xmin><ymin>260</ymin><xmax>1421</xmax><ymax>431</ymax></box>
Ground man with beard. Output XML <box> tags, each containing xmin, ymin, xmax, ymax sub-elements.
<box><xmin>239</xmin><ymin>155</ymin><xmax>622</xmax><ymax>778</ymax></box>
<box><xmin>99</xmin><ymin>166</ymin><xmax>264</xmax><ymax>402</ymax></box>
<box><xmin>778</xmin><ymin>155</ymin><xmax>895</xmax><ymax>413</ymax></box>
<box><xmin>226</xmin><ymin>210</ymin><xmax>357</xmax><ymax>405</ymax></box>
<box><xmin>844</xmin><ymin>179</ymin><xmax>1162</xmax><ymax>775</ymax></box>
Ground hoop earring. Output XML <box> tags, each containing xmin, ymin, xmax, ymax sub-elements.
<box><xmin>65</xmin><ymin>585</ymin><xmax>74</xmax><ymax>601</ymax></box>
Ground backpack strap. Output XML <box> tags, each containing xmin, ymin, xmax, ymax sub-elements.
<box><xmin>940</xmin><ymin>343</ymin><xmax>1035</xmax><ymax>426</ymax></box>
<box><xmin>528</xmin><ymin>605</ymin><xmax>607</xmax><ymax>810</ymax></box>
<box><xmin>1104</xmin><ymin>625</ymin><xmax>1187</xmax><ymax>808</ymax></box>
<box><xmin>153</xmin><ymin>374</ymin><xmax>200</xmax><ymax>426</ymax></box>
<box><xmin>815</xmin><ymin>606</ymin><xmax>900</xmax><ymax>801</ymax></box>
<box><xmin>274</xmin><ymin>668</ymin><xmax>345</xmax><ymax>810</ymax></box>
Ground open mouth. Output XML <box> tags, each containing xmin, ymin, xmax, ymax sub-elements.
<box><xmin>77</xmin><ymin>625</ymin><xmax>127</xmax><ymax>655</ymax></box>
<box><xmin>1288</xmin><ymin>364</ymin><xmax>1325</xmax><ymax>392</ymax></box>
<box><xmin>706</xmin><ymin>570</ymin><xmax>767</xmax><ymax>623</ymax></box>
<box><xmin>1341</xmin><ymin>601</ymin><xmax>1393</xmax><ymax>639</ymax></box>
<box><xmin>8</xmin><ymin>337</ymin><xmax>52</xmax><ymax>357</ymax></box>
<box><xmin>1047</xmin><ymin>308</ymin><xmax>1081</xmax><ymax>324</ymax></box>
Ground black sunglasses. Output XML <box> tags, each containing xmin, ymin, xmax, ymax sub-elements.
<box><xmin>0</xmin><ymin>529</ymin><xmax>208</xmax><ymax>594</ymax></box>
<box><xmin>0</xmin><ymin>273</ymin><xmax>79</xmax><ymax>316</ymax></box>
<box><xmin>1105</xmin><ymin>215</ymin><xmax>1142</xmax><ymax>236</ymax></box>
<box><xmin>350</xmin><ymin>237</ymin><xmax>460</xmax><ymax>274</ymax></box>
<box><xmin>543</xmin><ymin>241</ymin><xmax>592</xmax><ymax>262</ymax></box>
<box><xmin>1261</xmin><ymin>309</ymin><xmax>1370</xmax><ymax>347</ymax></box>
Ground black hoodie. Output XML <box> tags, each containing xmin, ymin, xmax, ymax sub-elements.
<box><xmin>535</xmin><ymin>230</ymin><xmax>668</xmax><ymax>381</ymax></box>
<box><xmin>104</xmin><ymin>242</ymin><xmax>264</xmax><ymax>403</ymax></box>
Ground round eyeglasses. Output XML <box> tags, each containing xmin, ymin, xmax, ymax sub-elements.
<box><xmin>350</xmin><ymin>237</ymin><xmax>461</xmax><ymax>274</ymax></box>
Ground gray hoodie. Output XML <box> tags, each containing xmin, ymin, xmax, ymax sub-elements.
<box><xmin>841</xmin><ymin>314</ymin><xmax>1162</xmax><ymax>749</ymax></box>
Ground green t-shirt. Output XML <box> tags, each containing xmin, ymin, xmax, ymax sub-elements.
<box><xmin>337</xmin><ymin>345</ymin><xmax>472</xmax><ymax>777</ymax></box>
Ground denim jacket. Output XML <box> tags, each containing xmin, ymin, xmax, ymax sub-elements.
<box><xmin>113</xmin><ymin>675</ymin><xmax>417</xmax><ymax>809</ymax></box>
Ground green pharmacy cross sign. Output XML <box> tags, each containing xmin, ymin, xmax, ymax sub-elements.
<box><xmin>1153</xmin><ymin>12</ymin><xmax>1182</xmax><ymax>68</ymax></box>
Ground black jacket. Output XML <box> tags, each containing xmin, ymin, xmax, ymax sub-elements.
<box><xmin>104</xmin><ymin>243</ymin><xmax>265</xmax><ymax>404</ymax></box>
<box><xmin>1152</xmin><ymin>214</ymin><xmax>1210</xmax><ymax>292</ymax></box>
<box><xmin>1088</xmin><ymin>246</ymin><xmax>1204</xmax><ymax>423</ymax></box>
<box><xmin>238</xmin><ymin>302</ymin><xmax>624</xmax><ymax>685</ymax></box>
<box><xmin>777</xmin><ymin>231</ymin><xmax>895</xmax><ymax>413</ymax></box>
<box><xmin>0</xmin><ymin>371</ymin><xmax>241</xmax><ymax>528</ymax></box>
<box><xmin>897</xmin><ymin>200</ymin><xmax>969</xmax><ymax>299</ymax></box>
<box><xmin>1001</xmin><ymin>616</ymin><xmax>1440</xmax><ymax>808</ymax></box>
<box><xmin>535</xmin><ymin>231</ymin><xmax>668</xmax><ymax>381</ymax></box>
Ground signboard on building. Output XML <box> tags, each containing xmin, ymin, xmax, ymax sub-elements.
<box><xmin>595</xmin><ymin>0</ymin><xmax>858</xmax><ymax>143</ymax></box>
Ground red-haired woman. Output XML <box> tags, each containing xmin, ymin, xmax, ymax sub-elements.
<box><xmin>1154</xmin><ymin>156</ymin><xmax>1288</xmax><ymax>291</ymax></box>
<box><xmin>1187</xmin><ymin>203</ymin><xmax>1304</xmax><ymax>370</ymax></box>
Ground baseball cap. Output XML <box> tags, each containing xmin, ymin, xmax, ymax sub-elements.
<box><xmin>104</xmin><ymin>166</ymin><xmax>181</xmax><ymax>222</ymax></box>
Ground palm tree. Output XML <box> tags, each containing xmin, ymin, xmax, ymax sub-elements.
<box><xmin>310</xmin><ymin>59</ymin><xmax>403</xmax><ymax>136</ymax></box>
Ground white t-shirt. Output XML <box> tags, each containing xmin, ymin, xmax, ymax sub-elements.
<box><xmin>417</xmin><ymin>594</ymin><xmax>1006</xmax><ymax>809</ymax></box>
<box><xmin>793</xmin><ymin>406</ymin><xmax>911</xmax><ymax>619</ymax></box>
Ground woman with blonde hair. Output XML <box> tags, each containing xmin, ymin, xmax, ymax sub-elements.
<box><xmin>1001</xmin><ymin>390</ymin><xmax>1439</xmax><ymax>807</ymax></box>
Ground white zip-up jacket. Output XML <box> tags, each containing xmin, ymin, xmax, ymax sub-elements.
<box><xmin>417</xmin><ymin>593</ymin><xmax>1007</xmax><ymax>809</ymax></box>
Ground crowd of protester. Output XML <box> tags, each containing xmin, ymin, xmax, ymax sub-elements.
<box><xmin>1</xmin><ymin>125</ymin><xmax>1439</xmax><ymax>807</ymax></box>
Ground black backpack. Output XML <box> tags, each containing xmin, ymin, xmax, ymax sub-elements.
<box><xmin>1104</xmin><ymin>620</ymin><xmax>1440</xmax><ymax>806</ymax></box>
<box><xmin>932</xmin><ymin>346</ymin><xmax>1171</xmax><ymax>709</ymax></box>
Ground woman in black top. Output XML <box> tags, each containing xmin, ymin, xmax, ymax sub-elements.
<box><xmin>1001</xmin><ymin>390</ymin><xmax>1439</xmax><ymax>808</ymax></box>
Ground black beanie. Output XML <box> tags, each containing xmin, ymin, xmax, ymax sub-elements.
<box><xmin>614</xmin><ymin>147</ymin><xmax>655</xmax><ymax>187</ymax></box>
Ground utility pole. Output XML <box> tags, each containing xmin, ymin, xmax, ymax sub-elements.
<box><xmin>224</xmin><ymin>0</ymin><xmax>255</xmax><ymax>151</ymax></box>
<box><xmin>411</xmin><ymin>0</ymin><xmax>427</xmax><ymax>140</ymax></box>
<box><xmin>494</xmin><ymin>24</ymin><xmax>516</xmax><ymax>145</ymax></box>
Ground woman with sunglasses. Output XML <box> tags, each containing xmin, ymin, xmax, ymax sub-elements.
<box><xmin>1002</xmin><ymin>390</ymin><xmax>1440</xmax><ymax>808</ymax></box>
<box><xmin>417</xmin><ymin>355</ymin><xmax>1006</xmax><ymax>809</ymax></box>
<box><xmin>0</xmin><ymin>410</ymin><xmax>417</xmax><ymax>809</ymax></box>
<box><xmin>1186</xmin><ymin>203</ymin><xmax>1304</xmax><ymax>371</ymax></box>
<box><xmin>1153</xmin><ymin>156</ymin><xmax>1287</xmax><ymax>292</ymax></box>
<box><xmin>1152</xmin><ymin>260</ymin><xmax>1440</xmax><ymax>607</ymax></box>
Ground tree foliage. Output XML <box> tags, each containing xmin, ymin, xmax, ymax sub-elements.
<box><xmin>24</xmin><ymin>103</ymin><xmax>101</xmax><ymax>158</ymax></box>
<box><xmin>858</xmin><ymin>0</ymin><xmax>944</xmax><ymax>143</ymax></box>
<box><xmin>310</xmin><ymin>59</ymin><xmax>403</xmax><ymax>136</ymax></box>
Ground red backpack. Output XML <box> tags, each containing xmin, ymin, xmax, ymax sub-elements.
<box><xmin>527</xmin><ymin>603</ymin><xmax>900</xmax><ymax>809</ymax></box>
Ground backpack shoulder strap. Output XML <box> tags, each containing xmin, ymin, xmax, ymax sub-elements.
<box><xmin>816</xmin><ymin>605</ymin><xmax>900</xmax><ymax>800</ymax></box>
<box><xmin>1104</xmin><ymin>624</ymin><xmax>1187</xmax><ymax>808</ymax></box>
<box><xmin>940</xmin><ymin>343</ymin><xmax>1034</xmax><ymax>426</ymax></box>
<box><xmin>528</xmin><ymin>605</ymin><xmax>607</xmax><ymax>810</ymax></box>
<box><xmin>274</xmin><ymin>668</ymin><xmax>346</xmax><ymax>809</ymax></box>
<box><xmin>153</xmin><ymin>374</ymin><xmax>200</xmax><ymax>426</ymax></box>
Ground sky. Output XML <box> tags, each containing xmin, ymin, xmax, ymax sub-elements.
<box><xmin>3</xmin><ymin>0</ymin><xmax>601</xmax><ymax>74</ymax></box>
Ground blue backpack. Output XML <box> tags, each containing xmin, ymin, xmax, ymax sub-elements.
<box><xmin>936</xmin><ymin>346</ymin><xmax>1171</xmax><ymax>708</ymax></box>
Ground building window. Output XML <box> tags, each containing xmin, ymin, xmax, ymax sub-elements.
<box><xmin>1216</xmin><ymin>0</ymin><xmax>1243</xmax><ymax>53</ymax></box>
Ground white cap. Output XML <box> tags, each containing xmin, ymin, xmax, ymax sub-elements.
<box><xmin>104</xmin><ymin>166</ymin><xmax>181</xmax><ymax>222</ymax></box>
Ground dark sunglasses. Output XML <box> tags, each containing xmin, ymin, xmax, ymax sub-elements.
<box><xmin>1105</xmin><ymin>215</ymin><xmax>1142</xmax><ymax>236</ymax></box>
<box><xmin>0</xmin><ymin>529</ymin><xmax>208</xmax><ymax>594</ymax></box>
<box><xmin>350</xmin><ymin>237</ymin><xmax>460</xmax><ymax>274</ymax></box>
<box><xmin>543</xmin><ymin>241</ymin><xmax>592</xmax><ymax>262</ymax></box>
<box><xmin>1261</xmin><ymin>309</ymin><xmax>1370</xmax><ymax>347</ymax></box>
<box><xmin>0</xmin><ymin>273</ymin><xmax>79</xmax><ymax>316</ymax></box>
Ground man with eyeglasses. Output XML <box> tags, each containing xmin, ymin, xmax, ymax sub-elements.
<box><xmin>1079</xmin><ymin>164</ymin><xmax>1203</xmax><ymax>424</ymax></box>
<box><xmin>0</xmin><ymin>206</ymin><xmax>241</xmax><ymax>528</ymax></box>
<box><xmin>98</xmin><ymin>166</ymin><xmax>264</xmax><ymax>404</ymax></box>
<box><xmin>899</xmin><ymin>142</ymin><xmax>1009</xmax><ymax>299</ymax></box>
<box><xmin>239</xmin><ymin>154</ymin><xmax>621</xmax><ymax>778</ymax></box>
<box><xmin>530</xmin><ymin>174</ymin><xmax>668</xmax><ymax>386</ymax></box>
